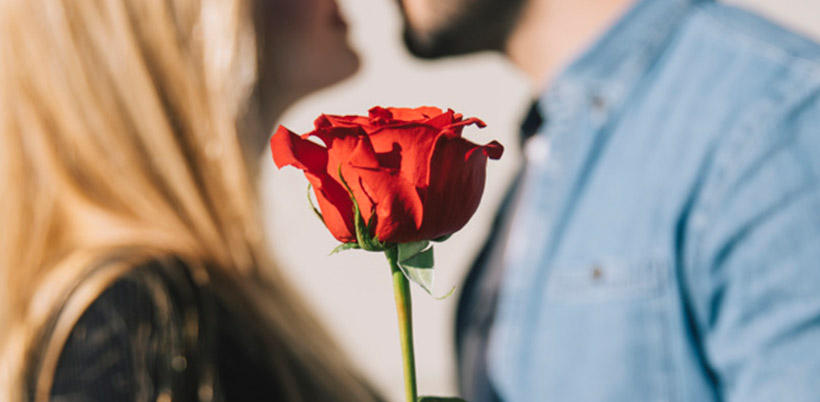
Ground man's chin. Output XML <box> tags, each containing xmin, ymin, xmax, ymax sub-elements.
<box><xmin>401</xmin><ymin>27</ymin><xmax>478</xmax><ymax>60</ymax></box>
<box><xmin>398</xmin><ymin>0</ymin><xmax>526</xmax><ymax>61</ymax></box>
<box><xmin>402</xmin><ymin>29</ymin><xmax>445</xmax><ymax>59</ymax></box>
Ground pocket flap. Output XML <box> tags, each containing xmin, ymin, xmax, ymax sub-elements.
<box><xmin>546</xmin><ymin>257</ymin><xmax>667</xmax><ymax>303</ymax></box>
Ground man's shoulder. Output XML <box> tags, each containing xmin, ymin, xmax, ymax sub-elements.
<box><xmin>620</xmin><ymin>3</ymin><xmax>820</xmax><ymax>211</ymax></box>
<box><xmin>651</xmin><ymin>2</ymin><xmax>820</xmax><ymax>138</ymax></box>
<box><xmin>653</xmin><ymin>3</ymin><xmax>820</xmax><ymax>214</ymax></box>
<box><xmin>682</xmin><ymin>3</ymin><xmax>820</xmax><ymax>75</ymax></box>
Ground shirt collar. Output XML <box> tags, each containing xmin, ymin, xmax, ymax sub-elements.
<box><xmin>520</xmin><ymin>101</ymin><xmax>546</xmax><ymax>146</ymax></box>
<box><xmin>537</xmin><ymin>0</ymin><xmax>711</xmax><ymax>121</ymax></box>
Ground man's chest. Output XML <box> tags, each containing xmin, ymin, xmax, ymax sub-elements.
<box><xmin>488</xmin><ymin>93</ymin><xmax>721</xmax><ymax>401</ymax></box>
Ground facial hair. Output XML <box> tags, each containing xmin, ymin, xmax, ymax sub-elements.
<box><xmin>400</xmin><ymin>0</ymin><xmax>528</xmax><ymax>59</ymax></box>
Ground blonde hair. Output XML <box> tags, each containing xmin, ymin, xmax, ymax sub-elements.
<box><xmin>0</xmin><ymin>0</ymin><xmax>374</xmax><ymax>400</ymax></box>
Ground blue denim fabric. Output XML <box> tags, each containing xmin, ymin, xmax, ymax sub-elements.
<box><xmin>486</xmin><ymin>0</ymin><xmax>820</xmax><ymax>400</ymax></box>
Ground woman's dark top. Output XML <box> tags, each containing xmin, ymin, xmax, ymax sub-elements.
<box><xmin>48</xmin><ymin>258</ymin><xmax>284</xmax><ymax>402</ymax></box>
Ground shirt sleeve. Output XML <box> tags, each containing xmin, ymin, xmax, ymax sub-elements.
<box><xmin>686</xmin><ymin>93</ymin><xmax>820</xmax><ymax>401</ymax></box>
<box><xmin>50</xmin><ymin>260</ymin><xmax>204</xmax><ymax>402</ymax></box>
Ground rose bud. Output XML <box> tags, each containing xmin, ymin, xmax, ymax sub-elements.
<box><xmin>271</xmin><ymin>106</ymin><xmax>503</xmax><ymax>246</ymax></box>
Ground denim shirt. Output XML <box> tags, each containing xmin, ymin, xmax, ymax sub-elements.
<box><xmin>483</xmin><ymin>0</ymin><xmax>820</xmax><ymax>400</ymax></box>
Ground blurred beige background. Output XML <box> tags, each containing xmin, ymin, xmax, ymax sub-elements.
<box><xmin>260</xmin><ymin>1</ymin><xmax>820</xmax><ymax>400</ymax></box>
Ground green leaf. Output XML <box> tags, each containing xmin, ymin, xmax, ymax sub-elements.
<box><xmin>402</xmin><ymin>246</ymin><xmax>434</xmax><ymax>269</ymax></box>
<box><xmin>396</xmin><ymin>243</ymin><xmax>456</xmax><ymax>299</ymax></box>
<box><xmin>329</xmin><ymin>242</ymin><xmax>360</xmax><ymax>255</ymax></box>
<box><xmin>397</xmin><ymin>241</ymin><xmax>430</xmax><ymax>265</ymax></box>
<box><xmin>418</xmin><ymin>397</ymin><xmax>467</xmax><ymax>402</ymax></box>
<box><xmin>397</xmin><ymin>245</ymin><xmax>435</xmax><ymax>295</ymax></box>
<box><xmin>432</xmin><ymin>285</ymin><xmax>456</xmax><ymax>301</ymax></box>
<box><xmin>398</xmin><ymin>264</ymin><xmax>434</xmax><ymax>295</ymax></box>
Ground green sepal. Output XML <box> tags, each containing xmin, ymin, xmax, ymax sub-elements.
<box><xmin>366</xmin><ymin>209</ymin><xmax>380</xmax><ymax>245</ymax></box>
<box><xmin>337</xmin><ymin>165</ymin><xmax>385</xmax><ymax>252</ymax></box>
<box><xmin>306</xmin><ymin>184</ymin><xmax>324</xmax><ymax>223</ymax></box>
<box><xmin>431</xmin><ymin>234</ymin><xmax>452</xmax><ymax>243</ymax></box>
<box><xmin>329</xmin><ymin>242</ymin><xmax>360</xmax><ymax>255</ymax></box>
<box><xmin>418</xmin><ymin>397</ymin><xmax>467</xmax><ymax>402</ymax></box>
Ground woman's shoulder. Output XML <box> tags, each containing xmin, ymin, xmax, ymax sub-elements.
<box><xmin>50</xmin><ymin>256</ymin><xmax>210</xmax><ymax>401</ymax></box>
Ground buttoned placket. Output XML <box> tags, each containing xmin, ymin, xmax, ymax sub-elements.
<box><xmin>488</xmin><ymin>80</ymin><xmax>621</xmax><ymax>393</ymax></box>
<box><xmin>486</xmin><ymin>0</ymin><xmax>702</xmax><ymax>396</ymax></box>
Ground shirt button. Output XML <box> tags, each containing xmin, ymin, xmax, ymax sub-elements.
<box><xmin>591</xmin><ymin>94</ymin><xmax>607</xmax><ymax>112</ymax></box>
<box><xmin>591</xmin><ymin>265</ymin><xmax>604</xmax><ymax>281</ymax></box>
<box><xmin>524</xmin><ymin>135</ymin><xmax>551</xmax><ymax>164</ymax></box>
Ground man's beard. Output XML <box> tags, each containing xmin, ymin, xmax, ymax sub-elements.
<box><xmin>400</xmin><ymin>0</ymin><xmax>527</xmax><ymax>59</ymax></box>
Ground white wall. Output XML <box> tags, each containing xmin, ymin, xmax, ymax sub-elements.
<box><xmin>259</xmin><ymin>1</ymin><xmax>820</xmax><ymax>400</ymax></box>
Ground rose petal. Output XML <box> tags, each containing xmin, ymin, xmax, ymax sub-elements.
<box><xmin>416</xmin><ymin>135</ymin><xmax>502</xmax><ymax>240</ymax></box>
<box><xmin>270</xmin><ymin>125</ymin><xmax>327</xmax><ymax>172</ymax></box>
<box><xmin>345</xmin><ymin>136</ymin><xmax>423</xmax><ymax>243</ymax></box>
<box><xmin>270</xmin><ymin>126</ymin><xmax>356</xmax><ymax>242</ymax></box>
<box><xmin>447</xmin><ymin>116</ymin><xmax>487</xmax><ymax>132</ymax></box>
<box><xmin>423</xmin><ymin>109</ymin><xmax>459</xmax><ymax>129</ymax></box>
<box><xmin>349</xmin><ymin>164</ymin><xmax>424</xmax><ymax>243</ymax></box>
<box><xmin>367</xmin><ymin>125</ymin><xmax>445</xmax><ymax>190</ymax></box>
<box><xmin>368</xmin><ymin>173</ymin><xmax>424</xmax><ymax>243</ymax></box>
<box><xmin>311</xmin><ymin>181</ymin><xmax>357</xmax><ymax>242</ymax></box>
<box><xmin>312</xmin><ymin>126</ymin><xmax>366</xmax><ymax>179</ymax></box>
<box><xmin>384</xmin><ymin>106</ymin><xmax>443</xmax><ymax>122</ymax></box>
<box><xmin>465</xmin><ymin>140</ymin><xmax>504</xmax><ymax>161</ymax></box>
<box><xmin>316</xmin><ymin>114</ymin><xmax>372</xmax><ymax>131</ymax></box>
<box><xmin>341</xmin><ymin>137</ymin><xmax>380</xmax><ymax>224</ymax></box>
<box><xmin>368</xmin><ymin>106</ymin><xmax>394</xmax><ymax>125</ymax></box>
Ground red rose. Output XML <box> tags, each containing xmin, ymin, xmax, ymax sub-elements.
<box><xmin>271</xmin><ymin>106</ymin><xmax>503</xmax><ymax>245</ymax></box>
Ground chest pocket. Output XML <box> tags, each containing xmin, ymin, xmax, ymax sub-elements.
<box><xmin>545</xmin><ymin>257</ymin><xmax>668</xmax><ymax>303</ymax></box>
<box><xmin>526</xmin><ymin>257</ymin><xmax>674</xmax><ymax>401</ymax></box>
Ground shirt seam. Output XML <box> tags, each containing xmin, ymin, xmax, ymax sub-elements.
<box><xmin>687</xmin><ymin>80</ymin><xmax>820</xmax><ymax>332</ymax></box>
<box><xmin>690</xmin><ymin>6</ymin><xmax>820</xmax><ymax>74</ymax></box>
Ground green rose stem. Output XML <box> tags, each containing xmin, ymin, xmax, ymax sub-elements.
<box><xmin>385</xmin><ymin>246</ymin><xmax>418</xmax><ymax>402</ymax></box>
